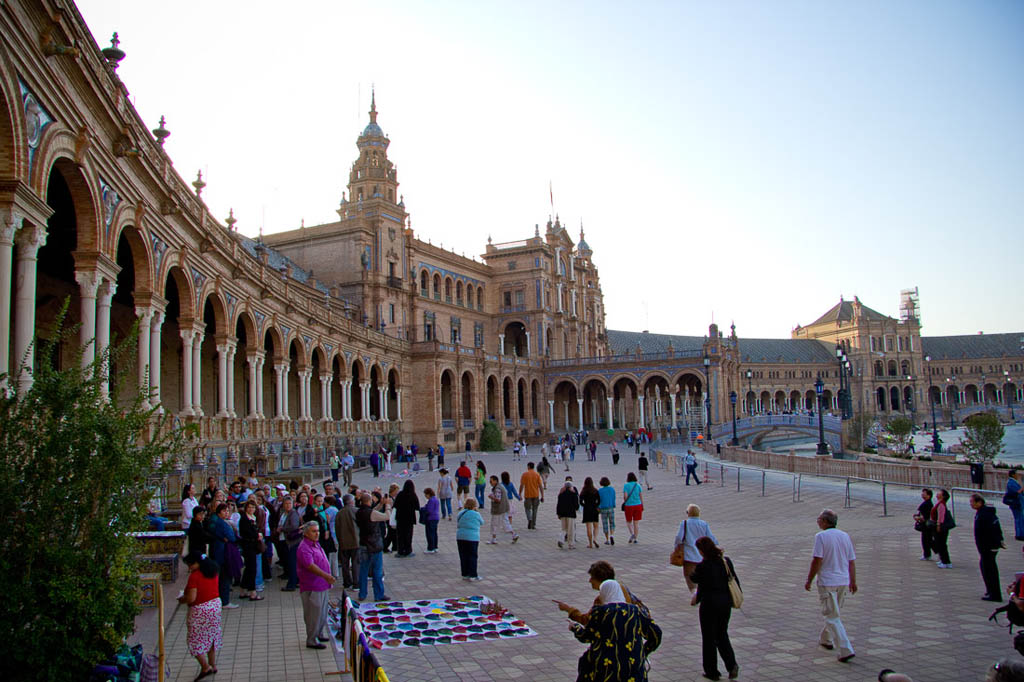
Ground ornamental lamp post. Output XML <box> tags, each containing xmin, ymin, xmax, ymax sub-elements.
<box><xmin>745</xmin><ymin>368</ymin><xmax>753</xmax><ymax>415</ymax></box>
<box><xmin>1006</xmin><ymin>370</ymin><xmax>1016</xmax><ymax>422</ymax></box>
<box><xmin>844</xmin><ymin>358</ymin><xmax>853</xmax><ymax>419</ymax></box>
<box><xmin>704</xmin><ymin>353</ymin><xmax>712</xmax><ymax>441</ymax></box>
<box><xmin>947</xmin><ymin>375</ymin><xmax>957</xmax><ymax>429</ymax></box>
<box><xmin>835</xmin><ymin>345</ymin><xmax>847</xmax><ymax>420</ymax></box>
<box><xmin>815</xmin><ymin>377</ymin><xmax>828</xmax><ymax>455</ymax></box>
<box><xmin>729</xmin><ymin>391</ymin><xmax>739</xmax><ymax>445</ymax></box>
<box><xmin>926</xmin><ymin>355</ymin><xmax>941</xmax><ymax>453</ymax></box>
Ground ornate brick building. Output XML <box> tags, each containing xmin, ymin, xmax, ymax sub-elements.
<box><xmin>1</xmin><ymin>0</ymin><xmax>1020</xmax><ymax>488</ymax></box>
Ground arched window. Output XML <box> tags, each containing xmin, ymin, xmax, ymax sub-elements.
<box><xmin>444</xmin><ymin>278</ymin><xmax>452</xmax><ymax>303</ymax></box>
<box><xmin>476</xmin><ymin>286</ymin><xmax>484</xmax><ymax>310</ymax></box>
<box><xmin>900</xmin><ymin>360</ymin><xmax>910</xmax><ymax>377</ymax></box>
<box><xmin>887</xmin><ymin>360</ymin><xmax>897</xmax><ymax>377</ymax></box>
<box><xmin>466</xmin><ymin>286</ymin><xmax>474</xmax><ymax>308</ymax></box>
<box><xmin>433</xmin><ymin>274</ymin><xmax>441</xmax><ymax>300</ymax></box>
<box><xmin>456</xmin><ymin>281</ymin><xmax>463</xmax><ymax>305</ymax></box>
<box><xmin>420</xmin><ymin>270</ymin><xmax>428</xmax><ymax>294</ymax></box>
<box><xmin>874</xmin><ymin>360</ymin><xmax>883</xmax><ymax>377</ymax></box>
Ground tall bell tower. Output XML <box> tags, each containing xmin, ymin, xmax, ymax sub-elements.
<box><xmin>345</xmin><ymin>91</ymin><xmax>400</xmax><ymax>207</ymax></box>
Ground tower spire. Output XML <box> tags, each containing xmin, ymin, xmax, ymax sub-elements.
<box><xmin>369</xmin><ymin>87</ymin><xmax>377</xmax><ymax>124</ymax></box>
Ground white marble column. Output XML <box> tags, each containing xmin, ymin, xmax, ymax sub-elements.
<box><xmin>359</xmin><ymin>382</ymin><xmax>369</xmax><ymax>421</ymax></box>
<box><xmin>226</xmin><ymin>342</ymin><xmax>237</xmax><ymax>417</ymax></box>
<box><xmin>247</xmin><ymin>352</ymin><xmax>261</xmax><ymax>418</ymax></box>
<box><xmin>576</xmin><ymin>398</ymin><xmax>584</xmax><ymax>429</ymax></box>
<box><xmin>135</xmin><ymin>307</ymin><xmax>154</xmax><ymax>409</ymax></box>
<box><xmin>12</xmin><ymin>225</ymin><xmax>46</xmax><ymax>391</ymax></box>
<box><xmin>563</xmin><ymin>401</ymin><xmax>569</xmax><ymax>430</ymax></box>
<box><xmin>216</xmin><ymin>341</ymin><xmax>230</xmax><ymax>417</ymax></box>
<box><xmin>149</xmin><ymin>310</ymin><xmax>164</xmax><ymax>412</ymax></box>
<box><xmin>638</xmin><ymin>396</ymin><xmax>646</xmax><ymax>429</ymax></box>
<box><xmin>319</xmin><ymin>373</ymin><xmax>330</xmax><ymax>420</ymax></box>
<box><xmin>179</xmin><ymin>328</ymin><xmax>195</xmax><ymax>416</ymax></box>
<box><xmin>607</xmin><ymin>397</ymin><xmax>614</xmax><ymax>429</ymax></box>
<box><xmin>548</xmin><ymin>399</ymin><xmax>555</xmax><ymax>434</ymax></box>
<box><xmin>340</xmin><ymin>379</ymin><xmax>350</xmax><ymax>420</ymax></box>
<box><xmin>669</xmin><ymin>393</ymin><xmax>677</xmax><ymax>429</ymax></box>
<box><xmin>274</xmin><ymin>363</ymin><xmax>287</xmax><ymax>418</ymax></box>
<box><xmin>498</xmin><ymin>334</ymin><xmax>505</xmax><ymax>355</ymax></box>
<box><xmin>255</xmin><ymin>354</ymin><xmax>265</xmax><ymax>417</ymax></box>
<box><xmin>0</xmin><ymin>215</ymin><xmax>17</xmax><ymax>388</ymax></box>
<box><xmin>379</xmin><ymin>385</ymin><xmax>388</xmax><ymax>421</ymax></box>
<box><xmin>191</xmin><ymin>328</ymin><xmax>204</xmax><ymax>416</ymax></box>
<box><xmin>95</xmin><ymin>281</ymin><xmax>113</xmax><ymax>399</ymax></box>
<box><xmin>75</xmin><ymin>271</ymin><xmax>100</xmax><ymax>368</ymax></box>
<box><xmin>298</xmin><ymin>369</ymin><xmax>310</xmax><ymax>420</ymax></box>
<box><xmin>557</xmin><ymin>283</ymin><xmax>564</xmax><ymax>312</ymax></box>
<box><xmin>525</xmin><ymin>331</ymin><xmax>531</xmax><ymax>356</ymax></box>
<box><xmin>396</xmin><ymin>389</ymin><xmax>403</xmax><ymax>421</ymax></box>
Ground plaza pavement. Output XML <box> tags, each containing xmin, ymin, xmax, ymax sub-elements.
<box><xmin>161</xmin><ymin>443</ymin><xmax>1022</xmax><ymax>681</ymax></box>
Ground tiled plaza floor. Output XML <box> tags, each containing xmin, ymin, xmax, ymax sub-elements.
<box><xmin>163</xmin><ymin>444</ymin><xmax>1022</xmax><ymax>681</ymax></box>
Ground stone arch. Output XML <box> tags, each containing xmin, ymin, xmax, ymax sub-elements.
<box><xmin>553</xmin><ymin>379</ymin><xmax>579</xmax><ymax>430</ymax></box>
<box><xmin>889</xmin><ymin>386</ymin><xmax>901</xmax><ymax>411</ymax></box>
<box><xmin>444</xmin><ymin>276</ymin><xmax>453</xmax><ymax>302</ymax></box>
<box><xmin>263</xmin><ymin>325</ymin><xmax>285</xmax><ymax>362</ymax></box>
<box><xmin>419</xmin><ymin>268</ymin><xmax>429</xmax><ymax>293</ymax></box>
<box><xmin>112</xmin><ymin>223</ymin><xmax>153</xmax><ymax>295</ymax></box>
<box><xmin>460</xmin><ymin>370</ymin><xmax>474</xmax><ymax>421</ymax></box>
<box><xmin>517</xmin><ymin>376</ymin><xmax>527</xmax><ymax>421</ymax></box>
<box><xmin>34</xmin><ymin>128</ymin><xmax>101</xmax><ymax>252</ymax></box>
<box><xmin>640</xmin><ymin>369</ymin><xmax>673</xmax><ymax>386</ymax></box>
<box><xmin>466</xmin><ymin>285</ymin><xmax>474</xmax><ymax>308</ymax></box>
<box><xmin>774</xmin><ymin>390</ymin><xmax>786</xmax><ymax>412</ymax></box>
<box><xmin>234</xmin><ymin>308</ymin><xmax>259</xmax><ymax>347</ymax></box>
<box><xmin>903</xmin><ymin>386</ymin><xmax>913</xmax><ymax>412</ymax></box>
<box><xmin>503</xmin><ymin>320</ymin><xmax>528</xmax><ymax>356</ymax></box>
<box><xmin>387</xmin><ymin>368</ymin><xmax>400</xmax><ymax>420</ymax></box>
<box><xmin>531</xmin><ymin>379</ymin><xmax>541</xmax><ymax>424</ymax></box>
<box><xmin>581</xmin><ymin>377</ymin><xmax>609</xmax><ymax>429</ymax></box>
<box><xmin>197</xmin><ymin>289</ymin><xmax>229</xmax><ymax>338</ymax></box>
<box><xmin>0</xmin><ymin>57</ymin><xmax>26</xmax><ymax>180</ymax></box>
<box><xmin>432</xmin><ymin>273</ymin><xmax>441</xmax><ymax>299</ymax></box>
<box><xmin>486</xmin><ymin>374</ymin><xmax>499</xmax><ymax>421</ymax></box>
<box><xmin>440</xmin><ymin>368</ymin><xmax>455</xmax><ymax>421</ymax></box>
<box><xmin>456</xmin><ymin>280</ymin><xmax>463</xmax><ymax>305</ymax></box>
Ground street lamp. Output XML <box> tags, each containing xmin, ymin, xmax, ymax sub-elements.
<box><xmin>815</xmin><ymin>377</ymin><xmax>828</xmax><ymax>455</ymax></box>
<box><xmin>1006</xmin><ymin>370</ymin><xmax>1016</xmax><ymax>422</ymax></box>
<box><xmin>729</xmin><ymin>391</ymin><xmax>739</xmax><ymax>445</ymax></box>
<box><xmin>745</xmin><ymin>368</ymin><xmax>753</xmax><ymax>415</ymax></box>
<box><xmin>946</xmin><ymin>375</ymin><xmax>957</xmax><ymax>429</ymax></box>
<box><xmin>835</xmin><ymin>345</ymin><xmax>849</xmax><ymax>420</ymax></box>
<box><xmin>703</xmin><ymin>353</ymin><xmax>712</xmax><ymax>441</ymax></box>
<box><xmin>981</xmin><ymin>374</ymin><xmax>987</xmax><ymax>406</ymax></box>
<box><xmin>926</xmin><ymin>355</ymin><xmax>941</xmax><ymax>453</ymax></box>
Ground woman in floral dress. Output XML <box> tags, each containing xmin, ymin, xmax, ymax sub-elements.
<box><xmin>178</xmin><ymin>551</ymin><xmax>223</xmax><ymax>681</ymax></box>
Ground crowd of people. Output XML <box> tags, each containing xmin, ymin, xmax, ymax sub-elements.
<box><xmin>169</xmin><ymin>442</ymin><xmax>1024</xmax><ymax>682</ymax></box>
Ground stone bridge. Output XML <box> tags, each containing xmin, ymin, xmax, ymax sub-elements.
<box><xmin>711</xmin><ymin>414</ymin><xmax>844</xmax><ymax>453</ymax></box>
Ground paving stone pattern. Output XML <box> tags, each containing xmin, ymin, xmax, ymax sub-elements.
<box><xmin>163</xmin><ymin>445</ymin><xmax>1022</xmax><ymax>681</ymax></box>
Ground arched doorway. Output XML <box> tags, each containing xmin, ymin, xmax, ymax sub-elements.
<box><xmin>504</xmin><ymin>321</ymin><xmax>528</xmax><ymax>357</ymax></box>
<box><xmin>461</xmin><ymin>371</ymin><xmax>473</xmax><ymax>425</ymax></box>
<box><xmin>440</xmin><ymin>370</ymin><xmax>454</xmax><ymax>423</ymax></box>
<box><xmin>485</xmin><ymin>375</ymin><xmax>498</xmax><ymax>421</ymax></box>
<box><xmin>612</xmin><ymin>377</ymin><xmax>639</xmax><ymax>430</ymax></box>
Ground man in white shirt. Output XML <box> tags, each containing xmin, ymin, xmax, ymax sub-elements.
<box><xmin>804</xmin><ymin>508</ymin><xmax>857</xmax><ymax>663</ymax></box>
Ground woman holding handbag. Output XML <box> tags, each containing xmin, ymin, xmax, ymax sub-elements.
<box><xmin>238</xmin><ymin>499</ymin><xmax>265</xmax><ymax>601</ymax></box>
<box><xmin>913</xmin><ymin>488</ymin><xmax>934</xmax><ymax>560</ymax></box>
<box><xmin>930</xmin><ymin>488</ymin><xmax>955</xmax><ymax>568</ymax></box>
<box><xmin>691</xmin><ymin>536</ymin><xmax>740</xmax><ymax>680</ymax></box>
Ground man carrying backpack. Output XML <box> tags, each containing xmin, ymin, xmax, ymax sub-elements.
<box><xmin>971</xmin><ymin>493</ymin><xmax>1005</xmax><ymax>602</ymax></box>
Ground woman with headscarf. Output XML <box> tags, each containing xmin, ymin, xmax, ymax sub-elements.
<box><xmin>555</xmin><ymin>560</ymin><xmax>647</xmax><ymax>626</ymax></box>
<box><xmin>178</xmin><ymin>551</ymin><xmax>223</xmax><ymax>681</ymax></box>
<box><xmin>393</xmin><ymin>479</ymin><xmax>420</xmax><ymax>557</ymax></box>
<box><xmin>691</xmin><ymin>536</ymin><xmax>740</xmax><ymax>680</ymax></box>
<box><xmin>569</xmin><ymin>581</ymin><xmax>662</xmax><ymax>682</ymax></box>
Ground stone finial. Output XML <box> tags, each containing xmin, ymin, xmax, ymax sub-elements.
<box><xmin>101</xmin><ymin>32</ymin><xmax>125</xmax><ymax>67</ymax></box>
<box><xmin>192</xmin><ymin>170</ymin><xmax>206</xmax><ymax>197</ymax></box>
<box><xmin>152</xmin><ymin>115</ymin><xmax>170</xmax><ymax>146</ymax></box>
<box><xmin>225</xmin><ymin>208</ymin><xmax>237</xmax><ymax>231</ymax></box>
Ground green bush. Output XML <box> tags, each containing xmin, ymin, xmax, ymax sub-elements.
<box><xmin>480</xmin><ymin>420</ymin><xmax>504</xmax><ymax>451</ymax></box>
<box><xmin>0</xmin><ymin>309</ymin><xmax>188</xmax><ymax>681</ymax></box>
<box><xmin>963</xmin><ymin>412</ymin><xmax>1004</xmax><ymax>462</ymax></box>
<box><xmin>884</xmin><ymin>417</ymin><xmax>913</xmax><ymax>454</ymax></box>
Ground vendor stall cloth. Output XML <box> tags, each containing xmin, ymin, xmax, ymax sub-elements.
<box><xmin>353</xmin><ymin>596</ymin><xmax>537</xmax><ymax>649</ymax></box>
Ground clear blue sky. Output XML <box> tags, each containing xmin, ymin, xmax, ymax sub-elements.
<box><xmin>76</xmin><ymin>0</ymin><xmax>1024</xmax><ymax>338</ymax></box>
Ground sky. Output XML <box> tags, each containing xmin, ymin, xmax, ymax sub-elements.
<box><xmin>75</xmin><ymin>0</ymin><xmax>1024</xmax><ymax>339</ymax></box>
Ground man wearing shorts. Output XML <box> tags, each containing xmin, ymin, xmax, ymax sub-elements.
<box><xmin>455</xmin><ymin>461</ymin><xmax>473</xmax><ymax>509</ymax></box>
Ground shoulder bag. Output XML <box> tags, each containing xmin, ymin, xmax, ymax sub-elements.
<box><xmin>670</xmin><ymin>520</ymin><xmax>687</xmax><ymax>566</ymax></box>
<box><xmin>723</xmin><ymin>557</ymin><xmax>743</xmax><ymax>608</ymax></box>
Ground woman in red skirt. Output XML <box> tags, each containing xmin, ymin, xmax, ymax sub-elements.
<box><xmin>178</xmin><ymin>551</ymin><xmax>223</xmax><ymax>681</ymax></box>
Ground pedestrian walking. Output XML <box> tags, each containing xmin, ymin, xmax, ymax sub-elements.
<box><xmin>393</xmin><ymin>480</ymin><xmax>419</xmax><ymax>557</ymax></box>
<box><xmin>598</xmin><ymin>477</ymin><xmax>616</xmax><ymax>545</ymax></box>
<box><xmin>335</xmin><ymin>494</ymin><xmax>360</xmax><ymax>590</ymax></box>
<box><xmin>437</xmin><ymin>443</ymin><xmax>446</xmax><ymax>467</ymax></box>
<box><xmin>436</xmin><ymin>468</ymin><xmax>454</xmax><ymax>520</ymax></box>
<box><xmin>370</xmin><ymin>450</ymin><xmax>380</xmax><ymax>478</ymax></box>
<box><xmin>455</xmin><ymin>461</ymin><xmax>473</xmax><ymax>509</ymax></box>
<box><xmin>329</xmin><ymin>451</ymin><xmax>341</xmax><ymax>483</ymax></box>
<box><xmin>611</xmin><ymin>443</ymin><xmax>620</xmax><ymax>465</ymax></box>
<box><xmin>930</xmin><ymin>489</ymin><xmax>955</xmax><ymax>568</ymax></box>
<box><xmin>487</xmin><ymin>475</ymin><xmax>518</xmax><ymax>543</ymax></box>
<box><xmin>297</xmin><ymin>520</ymin><xmax>335</xmax><ymax>649</ymax></box>
<box><xmin>638</xmin><ymin>452</ymin><xmax>652</xmax><ymax>490</ymax></box>
<box><xmin>456</xmin><ymin>498</ymin><xmax>484</xmax><ymax>580</ymax></box>
<box><xmin>804</xmin><ymin>508</ymin><xmax>856</xmax><ymax>663</ymax></box>
<box><xmin>356</xmin><ymin>492</ymin><xmax>391</xmax><ymax>602</ymax></box>
<box><xmin>691</xmin><ymin>536</ymin><xmax>740</xmax><ymax>680</ymax></box>
<box><xmin>501</xmin><ymin>471</ymin><xmax>522</xmax><ymax>537</ymax></box>
<box><xmin>420</xmin><ymin>487</ymin><xmax>441</xmax><ymax>553</ymax></box>
<box><xmin>557</xmin><ymin>479</ymin><xmax>580</xmax><ymax>549</ymax></box>
<box><xmin>684</xmin><ymin>450</ymin><xmax>701</xmax><ymax>485</ymax></box>
<box><xmin>341</xmin><ymin>451</ymin><xmax>354</xmax><ymax>488</ymax></box>
<box><xmin>427</xmin><ymin>447</ymin><xmax>435</xmax><ymax>471</ymax></box>
<box><xmin>537</xmin><ymin>457</ymin><xmax>553</xmax><ymax>491</ymax></box>
<box><xmin>178</xmin><ymin>552</ymin><xmax>223</xmax><ymax>681</ymax></box>
<box><xmin>519</xmin><ymin>462</ymin><xmax>544</xmax><ymax>530</ymax></box>
<box><xmin>474</xmin><ymin>461</ymin><xmax>488</xmax><ymax>507</ymax></box>
<box><xmin>1004</xmin><ymin>469</ymin><xmax>1024</xmax><ymax>541</ymax></box>
<box><xmin>623</xmin><ymin>473</ymin><xmax>644</xmax><ymax>544</ymax></box>
<box><xmin>913</xmin><ymin>488</ymin><xmax>934</xmax><ymax>561</ymax></box>
<box><xmin>580</xmin><ymin>477</ymin><xmax>601</xmax><ymax>548</ymax></box>
<box><xmin>971</xmin><ymin>493</ymin><xmax>1005</xmax><ymax>601</ymax></box>
<box><xmin>513</xmin><ymin>440</ymin><xmax>521</xmax><ymax>461</ymax></box>
<box><xmin>675</xmin><ymin>504</ymin><xmax>717</xmax><ymax>595</ymax></box>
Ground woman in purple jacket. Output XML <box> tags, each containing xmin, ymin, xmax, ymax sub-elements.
<box><xmin>420</xmin><ymin>488</ymin><xmax>441</xmax><ymax>553</ymax></box>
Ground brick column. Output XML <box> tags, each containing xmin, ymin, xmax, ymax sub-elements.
<box><xmin>12</xmin><ymin>224</ymin><xmax>46</xmax><ymax>391</ymax></box>
<box><xmin>179</xmin><ymin>328</ymin><xmax>195</xmax><ymax>416</ymax></box>
<box><xmin>75</xmin><ymin>270</ymin><xmax>100</xmax><ymax>368</ymax></box>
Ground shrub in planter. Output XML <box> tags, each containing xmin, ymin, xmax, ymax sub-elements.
<box><xmin>480</xmin><ymin>420</ymin><xmax>504</xmax><ymax>451</ymax></box>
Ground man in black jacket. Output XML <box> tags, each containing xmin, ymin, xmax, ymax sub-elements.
<box><xmin>556</xmin><ymin>479</ymin><xmax>580</xmax><ymax>550</ymax></box>
<box><xmin>971</xmin><ymin>493</ymin><xmax>1005</xmax><ymax>602</ymax></box>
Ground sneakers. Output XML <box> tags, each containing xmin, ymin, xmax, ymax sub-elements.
<box><xmin>223</xmin><ymin>603</ymin><xmax>240</xmax><ymax>609</ymax></box>
<box><xmin>470</xmin><ymin>576</ymin><xmax>483</xmax><ymax>581</ymax></box>
<box><xmin>512</xmin><ymin>534</ymin><xmax>520</xmax><ymax>543</ymax></box>
<box><xmin>919</xmin><ymin>555</ymin><xmax>932</xmax><ymax>561</ymax></box>
<box><xmin>486</xmin><ymin>540</ymin><xmax>498</xmax><ymax>545</ymax></box>
<box><xmin>937</xmin><ymin>562</ymin><xmax>953</xmax><ymax>569</ymax></box>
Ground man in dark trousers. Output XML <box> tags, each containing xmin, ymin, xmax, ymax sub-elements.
<box><xmin>971</xmin><ymin>493</ymin><xmax>1005</xmax><ymax>602</ymax></box>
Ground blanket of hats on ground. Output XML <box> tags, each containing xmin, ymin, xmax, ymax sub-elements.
<box><xmin>352</xmin><ymin>596</ymin><xmax>537</xmax><ymax>649</ymax></box>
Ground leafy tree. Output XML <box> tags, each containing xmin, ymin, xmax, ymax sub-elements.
<box><xmin>962</xmin><ymin>412</ymin><xmax>1005</xmax><ymax>462</ymax></box>
<box><xmin>884</xmin><ymin>416</ymin><xmax>914</xmax><ymax>454</ymax></box>
<box><xmin>0</xmin><ymin>309</ymin><xmax>190</xmax><ymax>681</ymax></box>
<box><xmin>479</xmin><ymin>420</ymin><xmax>504</xmax><ymax>451</ymax></box>
<box><xmin>846</xmin><ymin>414</ymin><xmax>875</xmax><ymax>451</ymax></box>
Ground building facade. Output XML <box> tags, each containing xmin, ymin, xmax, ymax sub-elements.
<box><xmin>1</xmin><ymin>1</ymin><xmax>1021</xmax><ymax>488</ymax></box>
